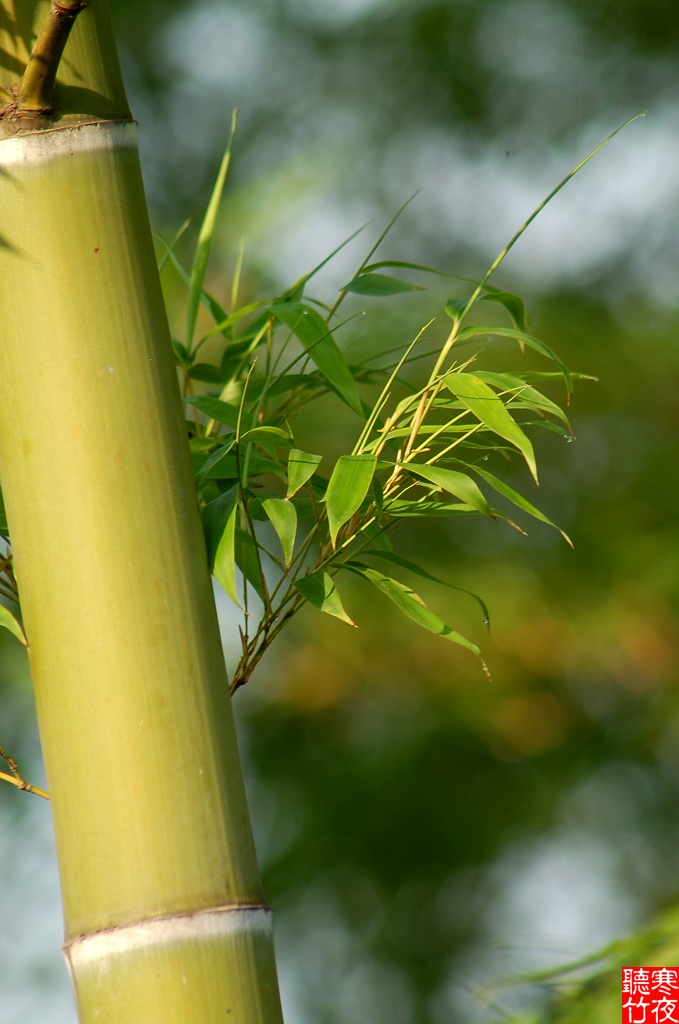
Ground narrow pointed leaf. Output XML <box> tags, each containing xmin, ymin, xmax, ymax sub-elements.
<box><xmin>364</xmin><ymin>550</ymin><xmax>490</xmax><ymax>627</ymax></box>
<box><xmin>325</xmin><ymin>454</ymin><xmax>377</xmax><ymax>548</ymax></box>
<box><xmin>262</xmin><ymin>497</ymin><xmax>297</xmax><ymax>567</ymax></box>
<box><xmin>407</xmin><ymin>463</ymin><xmax>494</xmax><ymax>516</ymax></box>
<box><xmin>271</xmin><ymin>301</ymin><xmax>363</xmax><ymax>415</ymax></box>
<box><xmin>345</xmin><ymin>564</ymin><xmax>481</xmax><ymax>656</ymax></box>
<box><xmin>457</xmin><ymin>325</ymin><xmax>572</xmax><ymax>396</ymax></box>
<box><xmin>363</xmin><ymin>259</ymin><xmax>449</xmax><ymax>277</ymax></box>
<box><xmin>0</xmin><ymin>489</ymin><xmax>8</xmax><ymax>535</ymax></box>
<box><xmin>202</xmin><ymin>486</ymin><xmax>239</xmax><ymax>604</ymax></box>
<box><xmin>472</xmin><ymin>465</ymin><xmax>573</xmax><ymax>546</ymax></box>
<box><xmin>474</xmin><ymin>371</ymin><xmax>572</xmax><ymax>430</ymax></box>
<box><xmin>445</xmin><ymin>297</ymin><xmax>472</xmax><ymax>320</ymax></box>
<box><xmin>286</xmin><ymin>449</ymin><xmax>323</xmax><ymax>498</ymax></box>
<box><xmin>481</xmin><ymin>290</ymin><xmax>527</xmax><ymax>331</ymax></box>
<box><xmin>235</xmin><ymin>527</ymin><xmax>268</xmax><ymax>604</ymax></box>
<box><xmin>343</xmin><ymin>273</ymin><xmax>424</xmax><ymax>296</ymax></box>
<box><xmin>197</xmin><ymin>439</ymin><xmax>237</xmax><ymax>478</ymax></box>
<box><xmin>294</xmin><ymin>570</ymin><xmax>356</xmax><ymax>626</ymax></box>
<box><xmin>186</xmin><ymin>395</ymin><xmax>253</xmax><ymax>432</ymax></box>
<box><xmin>239</xmin><ymin>426</ymin><xmax>292</xmax><ymax>447</ymax></box>
<box><xmin>0</xmin><ymin>605</ymin><xmax>27</xmax><ymax>646</ymax></box>
<box><xmin>442</xmin><ymin>372</ymin><xmax>538</xmax><ymax>481</ymax></box>
<box><xmin>188</xmin><ymin>363</ymin><xmax>224</xmax><ymax>384</ymax></box>
<box><xmin>186</xmin><ymin>113</ymin><xmax>237</xmax><ymax>349</ymax></box>
<box><xmin>387</xmin><ymin>498</ymin><xmax>476</xmax><ymax>517</ymax></box>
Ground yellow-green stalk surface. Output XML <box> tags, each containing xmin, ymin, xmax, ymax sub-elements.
<box><xmin>0</xmin><ymin>4</ymin><xmax>284</xmax><ymax>1022</ymax></box>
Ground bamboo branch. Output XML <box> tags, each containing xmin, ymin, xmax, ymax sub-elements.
<box><xmin>18</xmin><ymin>0</ymin><xmax>90</xmax><ymax>114</ymax></box>
<box><xmin>0</xmin><ymin>746</ymin><xmax>49</xmax><ymax>799</ymax></box>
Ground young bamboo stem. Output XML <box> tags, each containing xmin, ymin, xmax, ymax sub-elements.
<box><xmin>0</xmin><ymin>3</ymin><xmax>284</xmax><ymax>1021</ymax></box>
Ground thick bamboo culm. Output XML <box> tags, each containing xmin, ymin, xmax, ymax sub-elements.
<box><xmin>0</xmin><ymin>4</ymin><xmax>284</xmax><ymax>1021</ymax></box>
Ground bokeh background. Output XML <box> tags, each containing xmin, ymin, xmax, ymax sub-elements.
<box><xmin>2</xmin><ymin>1</ymin><xmax>679</xmax><ymax>1021</ymax></box>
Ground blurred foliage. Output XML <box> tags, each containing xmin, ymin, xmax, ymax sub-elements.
<box><xmin>2</xmin><ymin>1</ymin><xmax>679</xmax><ymax>1022</ymax></box>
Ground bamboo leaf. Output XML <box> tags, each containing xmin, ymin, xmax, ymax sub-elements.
<box><xmin>472</xmin><ymin>465</ymin><xmax>573</xmax><ymax>546</ymax></box>
<box><xmin>186</xmin><ymin>112</ymin><xmax>237</xmax><ymax>350</ymax></box>
<box><xmin>362</xmin><ymin>259</ymin><xmax>449</xmax><ymax>277</ymax></box>
<box><xmin>202</xmin><ymin>453</ymin><xmax>281</xmax><ymax>481</ymax></box>
<box><xmin>481</xmin><ymin>290</ymin><xmax>527</xmax><ymax>331</ymax></box>
<box><xmin>186</xmin><ymin>396</ymin><xmax>253</xmax><ymax>432</ymax></box>
<box><xmin>0</xmin><ymin>489</ymin><xmax>8</xmax><ymax>534</ymax></box>
<box><xmin>0</xmin><ymin>605</ymin><xmax>26</xmax><ymax>646</ymax></box>
<box><xmin>343</xmin><ymin>273</ymin><xmax>424</xmax><ymax>296</ymax></box>
<box><xmin>345</xmin><ymin>564</ymin><xmax>481</xmax><ymax>656</ymax></box>
<box><xmin>171</xmin><ymin>339</ymin><xmax>192</xmax><ymax>368</ymax></box>
<box><xmin>386</xmin><ymin>498</ymin><xmax>476</xmax><ymax>517</ymax></box>
<box><xmin>286</xmin><ymin>449</ymin><xmax>323</xmax><ymax>498</ymax></box>
<box><xmin>188</xmin><ymin>363</ymin><xmax>224</xmax><ymax>384</ymax></box>
<box><xmin>457</xmin><ymin>325</ymin><xmax>573</xmax><ymax>396</ymax></box>
<box><xmin>474</xmin><ymin>371</ymin><xmax>572</xmax><ymax>430</ymax></box>
<box><xmin>442</xmin><ymin>372</ymin><xmax>538</xmax><ymax>482</ymax></box>
<box><xmin>202</xmin><ymin>486</ymin><xmax>239</xmax><ymax>604</ymax></box>
<box><xmin>364</xmin><ymin>550</ymin><xmax>490</xmax><ymax>627</ymax></box>
<box><xmin>325</xmin><ymin>454</ymin><xmax>377</xmax><ymax>548</ymax></box>
<box><xmin>445</xmin><ymin>297</ymin><xmax>472</xmax><ymax>320</ymax></box>
<box><xmin>235</xmin><ymin>527</ymin><xmax>268</xmax><ymax>604</ymax></box>
<box><xmin>294</xmin><ymin>570</ymin><xmax>356</xmax><ymax>626</ymax></box>
<box><xmin>406</xmin><ymin>463</ymin><xmax>495</xmax><ymax>516</ymax></box>
<box><xmin>239</xmin><ymin>426</ymin><xmax>293</xmax><ymax>447</ymax></box>
<box><xmin>262</xmin><ymin>497</ymin><xmax>297</xmax><ymax>567</ymax></box>
<box><xmin>271</xmin><ymin>301</ymin><xmax>363</xmax><ymax>416</ymax></box>
<box><xmin>196</xmin><ymin>439</ymin><xmax>237</xmax><ymax>478</ymax></box>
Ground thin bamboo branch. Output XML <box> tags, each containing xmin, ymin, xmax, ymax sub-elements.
<box><xmin>18</xmin><ymin>1</ymin><xmax>91</xmax><ymax>113</ymax></box>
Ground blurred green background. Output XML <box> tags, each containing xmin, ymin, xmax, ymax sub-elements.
<box><xmin>1</xmin><ymin>1</ymin><xmax>678</xmax><ymax>1022</ymax></box>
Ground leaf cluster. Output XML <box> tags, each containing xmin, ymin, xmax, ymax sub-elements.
<box><xmin>0</xmin><ymin>116</ymin><xmax>635</xmax><ymax>692</ymax></box>
<box><xmin>153</xmin><ymin>118</ymin><xmax>608</xmax><ymax>692</ymax></box>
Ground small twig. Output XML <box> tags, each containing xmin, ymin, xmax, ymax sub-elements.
<box><xmin>0</xmin><ymin>746</ymin><xmax>49</xmax><ymax>800</ymax></box>
<box><xmin>18</xmin><ymin>0</ymin><xmax>90</xmax><ymax>114</ymax></box>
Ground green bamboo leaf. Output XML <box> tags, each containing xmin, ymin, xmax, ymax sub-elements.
<box><xmin>457</xmin><ymin>325</ymin><xmax>573</xmax><ymax>396</ymax></box>
<box><xmin>481</xmin><ymin>290</ymin><xmax>527</xmax><ymax>331</ymax></box>
<box><xmin>196</xmin><ymin>439</ymin><xmax>237</xmax><ymax>478</ymax></box>
<box><xmin>362</xmin><ymin>259</ymin><xmax>449</xmax><ymax>277</ymax></box>
<box><xmin>345</xmin><ymin>564</ymin><xmax>481</xmax><ymax>657</ymax></box>
<box><xmin>442</xmin><ymin>372</ymin><xmax>538</xmax><ymax>482</ymax></box>
<box><xmin>386</xmin><ymin>498</ymin><xmax>476</xmax><ymax>517</ymax></box>
<box><xmin>185</xmin><ymin>396</ymin><xmax>254</xmax><ymax>432</ymax></box>
<box><xmin>343</xmin><ymin>273</ymin><xmax>424</xmax><ymax>296</ymax></box>
<box><xmin>171</xmin><ymin>339</ymin><xmax>192</xmax><ymax>367</ymax></box>
<box><xmin>0</xmin><ymin>489</ymin><xmax>8</xmax><ymax>535</ymax></box>
<box><xmin>271</xmin><ymin>301</ymin><xmax>363</xmax><ymax>416</ymax></box>
<box><xmin>235</xmin><ymin>528</ymin><xmax>268</xmax><ymax>604</ymax></box>
<box><xmin>472</xmin><ymin>465</ymin><xmax>573</xmax><ymax>546</ymax></box>
<box><xmin>257</xmin><ymin>373</ymin><xmax>318</xmax><ymax>399</ymax></box>
<box><xmin>294</xmin><ymin>570</ymin><xmax>356</xmax><ymax>626</ymax></box>
<box><xmin>406</xmin><ymin>463</ymin><xmax>494</xmax><ymax>516</ymax></box>
<box><xmin>445</xmin><ymin>297</ymin><xmax>472</xmax><ymax>320</ymax></box>
<box><xmin>325</xmin><ymin>454</ymin><xmax>377</xmax><ymax>548</ymax></box>
<box><xmin>474</xmin><ymin>371</ymin><xmax>572</xmax><ymax>431</ymax></box>
<box><xmin>0</xmin><ymin>605</ymin><xmax>26</xmax><ymax>646</ymax></box>
<box><xmin>186</xmin><ymin>112</ymin><xmax>237</xmax><ymax>349</ymax></box>
<box><xmin>203</xmin><ymin>453</ymin><xmax>281</xmax><ymax>481</ymax></box>
<box><xmin>286</xmin><ymin>449</ymin><xmax>323</xmax><ymax>498</ymax></box>
<box><xmin>262</xmin><ymin>497</ymin><xmax>297</xmax><ymax>567</ymax></box>
<box><xmin>188</xmin><ymin>363</ymin><xmax>224</xmax><ymax>384</ymax></box>
<box><xmin>364</xmin><ymin>550</ymin><xmax>490</xmax><ymax>627</ymax></box>
<box><xmin>239</xmin><ymin>426</ymin><xmax>293</xmax><ymax>447</ymax></box>
<box><xmin>202</xmin><ymin>486</ymin><xmax>239</xmax><ymax>604</ymax></box>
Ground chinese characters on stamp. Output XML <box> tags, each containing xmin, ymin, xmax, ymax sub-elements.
<box><xmin>622</xmin><ymin>967</ymin><xmax>679</xmax><ymax>1024</ymax></box>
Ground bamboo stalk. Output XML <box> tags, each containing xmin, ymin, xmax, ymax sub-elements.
<box><xmin>0</xmin><ymin>3</ymin><xmax>284</xmax><ymax>1021</ymax></box>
